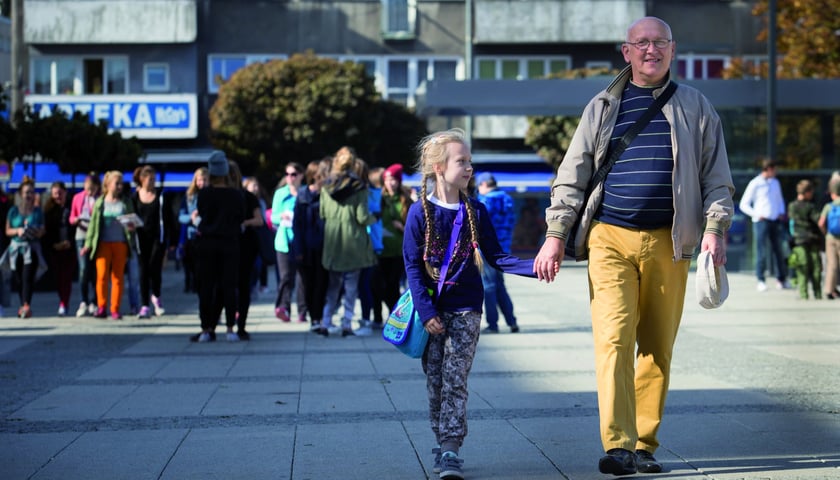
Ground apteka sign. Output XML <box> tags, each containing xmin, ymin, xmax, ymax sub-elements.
<box><xmin>25</xmin><ymin>94</ymin><xmax>198</xmax><ymax>140</ymax></box>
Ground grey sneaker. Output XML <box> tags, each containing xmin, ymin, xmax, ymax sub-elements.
<box><xmin>432</xmin><ymin>447</ymin><xmax>442</xmax><ymax>473</ymax></box>
<box><xmin>355</xmin><ymin>320</ymin><xmax>373</xmax><ymax>336</ymax></box>
<box><xmin>438</xmin><ymin>451</ymin><xmax>464</xmax><ymax>479</ymax></box>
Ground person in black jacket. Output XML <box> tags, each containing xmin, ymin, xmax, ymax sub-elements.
<box><xmin>190</xmin><ymin>151</ymin><xmax>245</xmax><ymax>343</ymax></box>
<box><xmin>230</xmin><ymin>161</ymin><xmax>263</xmax><ymax>340</ymax></box>
<box><xmin>293</xmin><ymin>157</ymin><xmax>331</xmax><ymax>334</ymax></box>
<box><xmin>43</xmin><ymin>181</ymin><xmax>76</xmax><ymax>316</ymax></box>
<box><xmin>132</xmin><ymin>166</ymin><xmax>172</xmax><ymax>318</ymax></box>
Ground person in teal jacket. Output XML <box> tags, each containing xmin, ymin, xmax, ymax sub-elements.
<box><xmin>271</xmin><ymin>161</ymin><xmax>305</xmax><ymax>322</ymax></box>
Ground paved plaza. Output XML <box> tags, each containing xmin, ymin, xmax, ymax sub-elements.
<box><xmin>0</xmin><ymin>262</ymin><xmax>838</xmax><ymax>479</ymax></box>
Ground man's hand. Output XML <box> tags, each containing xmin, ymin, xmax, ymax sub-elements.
<box><xmin>533</xmin><ymin>236</ymin><xmax>563</xmax><ymax>282</ymax></box>
<box><xmin>700</xmin><ymin>233</ymin><xmax>727</xmax><ymax>267</ymax></box>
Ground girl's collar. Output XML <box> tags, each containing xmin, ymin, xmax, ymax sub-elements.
<box><xmin>427</xmin><ymin>194</ymin><xmax>461</xmax><ymax>210</ymax></box>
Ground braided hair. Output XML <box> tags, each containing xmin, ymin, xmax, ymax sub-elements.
<box><xmin>415</xmin><ymin>129</ymin><xmax>484</xmax><ymax>280</ymax></box>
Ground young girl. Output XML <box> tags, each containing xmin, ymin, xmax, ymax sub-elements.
<box><xmin>132</xmin><ymin>165</ymin><xmax>171</xmax><ymax>318</ymax></box>
<box><xmin>404</xmin><ymin>129</ymin><xmax>553</xmax><ymax>479</ymax></box>
<box><xmin>177</xmin><ymin>167</ymin><xmax>208</xmax><ymax>294</ymax></box>
<box><xmin>43</xmin><ymin>181</ymin><xmax>75</xmax><ymax>316</ymax></box>
<box><xmin>81</xmin><ymin>171</ymin><xmax>137</xmax><ymax>320</ymax></box>
<box><xmin>293</xmin><ymin>158</ymin><xmax>331</xmax><ymax>334</ymax></box>
<box><xmin>271</xmin><ymin>161</ymin><xmax>306</xmax><ymax>322</ymax></box>
<box><xmin>373</xmin><ymin>163</ymin><xmax>413</xmax><ymax>328</ymax></box>
<box><xmin>69</xmin><ymin>173</ymin><xmax>101</xmax><ymax>316</ymax></box>
<box><xmin>320</xmin><ymin>146</ymin><xmax>377</xmax><ymax>336</ymax></box>
<box><xmin>2</xmin><ymin>176</ymin><xmax>46</xmax><ymax>318</ymax></box>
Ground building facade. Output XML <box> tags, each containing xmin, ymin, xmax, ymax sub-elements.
<box><xmin>21</xmin><ymin>0</ymin><xmax>774</xmax><ymax>164</ymax></box>
<box><xmin>17</xmin><ymin>0</ymin><xmax>840</xmax><ymax>260</ymax></box>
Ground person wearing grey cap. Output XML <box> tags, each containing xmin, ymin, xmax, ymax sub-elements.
<box><xmin>190</xmin><ymin>150</ymin><xmax>246</xmax><ymax>343</ymax></box>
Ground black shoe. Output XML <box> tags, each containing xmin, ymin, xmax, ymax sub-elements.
<box><xmin>237</xmin><ymin>330</ymin><xmax>251</xmax><ymax>341</ymax></box>
<box><xmin>510</xmin><ymin>325</ymin><xmax>520</xmax><ymax>333</ymax></box>
<box><xmin>635</xmin><ymin>449</ymin><xmax>662</xmax><ymax>473</ymax></box>
<box><xmin>315</xmin><ymin>327</ymin><xmax>329</xmax><ymax>337</ymax></box>
<box><xmin>599</xmin><ymin>448</ymin><xmax>636</xmax><ymax>476</ymax></box>
<box><xmin>482</xmin><ymin>326</ymin><xmax>499</xmax><ymax>334</ymax></box>
<box><xmin>341</xmin><ymin>328</ymin><xmax>355</xmax><ymax>337</ymax></box>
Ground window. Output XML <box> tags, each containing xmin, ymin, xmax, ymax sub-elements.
<box><xmin>381</xmin><ymin>0</ymin><xmax>417</xmax><ymax>40</ymax></box>
<box><xmin>474</xmin><ymin>56</ymin><xmax>571</xmax><ymax>80</ymax></box>
<box><xmin>143</xmin><ymin>63</ymin><xmax>170</xmax><ymax>92</ymax></box>
<box><xmin>332</xmin><ymin>55</ymin><xmax>461</xmax><ymax>108</ymax></box>
<box><xmin>207</xmin><ymin>54</ymin><xmax>286</xmax><ymax>93</ymax></box>
<box><xmin>585</xmin><ymin>61</ymin><xmax>612</xmax><ymax>70</ymax></box>
<box><xmin>30</xmin><ymin>56</ymin><xmax>128</xmax><ymax>95</ymax></box>
<box><xmin>676</xmin><ymin>54</ymin><xmax>729</xmax><ymax>79</ymax></box>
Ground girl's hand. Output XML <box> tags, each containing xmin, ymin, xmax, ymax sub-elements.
<box><xmin>80</xmin><ymin>246</ymin><xmax>90</xmax><ymax>257</ymax></box>
<box><xmin>424</xmin><ymin>316</ymin><xmax>445</xmax><ymax>335</ymax></box>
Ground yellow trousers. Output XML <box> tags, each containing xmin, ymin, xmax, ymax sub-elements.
<box><xmin>587</xmin><ymin>222</ymin><xmax>689</xmax><ymax>453</ymax></box>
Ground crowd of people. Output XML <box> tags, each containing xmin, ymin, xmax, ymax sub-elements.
<box><xmin>740</xmin><ymin>161</ymin><xmax>840</xmax><ymax>300</ymax></box>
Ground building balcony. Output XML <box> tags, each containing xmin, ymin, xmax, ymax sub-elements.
<box><xmin>25</xmin><ymin>0</ymin><xmax>197</xmax><ymax>44</ymax></box>
<box><xmin>473</xmin><ymin>0</ymin><xmax>645</xmax><ymax>44</ymax></box>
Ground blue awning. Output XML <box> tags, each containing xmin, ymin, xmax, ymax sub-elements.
<box><xmin>7</xmin><ymin>162</ymin><xmax>195</xmax><ymax>191</ymax></box>
<box><xmin>403</xmin><ymin>170</ymin><xmax>554</xmax><ymax>193</ymax></box>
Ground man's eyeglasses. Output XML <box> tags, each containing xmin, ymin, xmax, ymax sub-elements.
<box><xmin>285</xmin><ymin>172</ymin><xmax>298</xmax><ymax>177</ymax></box>
<box><xmin>625</xmin><ymin>39</ymin><xmax>672</xmax><ymax>50</ymax></box>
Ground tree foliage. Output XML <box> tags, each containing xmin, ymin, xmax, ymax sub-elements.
<box><xmin>524</xmin><ymin>67</ymin><xmax>619</xmax><ymax>171</ymax></box>
<box><xmin>209</xmin><ymin>52</ymin><xmax>427</xmax><ymax>177</ymax></box>
<box><xmin>724</xmin><ymin>0</ymin><xmax>840</xmax><ymax>79</ymax></box>
<box><xmin>721</xmin><ymin>0</ymin><xmax>839</xmax><ymax>172</ymax></box>
<box><xmin>5</xmin><ymin>106</ymin><xmax>142</xmax><ymax>174</ymax></box>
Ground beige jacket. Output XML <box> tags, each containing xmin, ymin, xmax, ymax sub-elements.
<box><xmin>545</xmin><ymin>66</ymin><xmax>735</xmax><ymax>261</ymax></box>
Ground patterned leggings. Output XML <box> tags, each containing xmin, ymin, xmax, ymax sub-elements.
<box><xmin>423</xmin><ymin>310</ymin><xmax>482</xmax><ymax>446</ymax></box>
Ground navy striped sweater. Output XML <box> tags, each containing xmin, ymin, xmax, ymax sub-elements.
<box><xmin>596</xmin><ymin>82</ymin><xmax>674</xmax><ymax>229</ymax></box>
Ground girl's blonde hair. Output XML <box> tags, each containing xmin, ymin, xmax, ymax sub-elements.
<box><xmin>332</xmin><ymin>146</ymin><xmax>357</xmax><ymax>175</ymax></box>
<box><xmin>102</xmin><ymin>171</ymin><xmax>124</xmax><ymax>196</ymax></box>
<box><xmin>415</xmin><ymin>128</ymin><xmax>483</xmax><ymax>278</ymax></box>
<box><xmin>187</xmin><ymin>167</ymin><xmax>208</xmax><ymax>200</ymax></box>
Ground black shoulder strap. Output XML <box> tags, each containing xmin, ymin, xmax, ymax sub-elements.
<box><xmin>588</xmin><ymin>81</ymin><xmax>678</xmax><ymax>191</ymax></box>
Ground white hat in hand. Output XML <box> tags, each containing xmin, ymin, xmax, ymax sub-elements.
<box><xmin>696</xmin><ymin>250</ymin><xmax>729</xmax><ymax>309</ymax></box>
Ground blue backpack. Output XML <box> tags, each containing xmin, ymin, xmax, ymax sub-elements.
<box><xmin>826</xmin><ymin>205</ymin><xmax>840</xmax><ymax>237</ymax></box>
<box><xmin>828</xmin><ymin>204</ymin><xmax>840</xmax><ymax>236</ymax></box>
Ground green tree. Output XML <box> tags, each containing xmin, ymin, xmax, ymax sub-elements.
<box><xmin>725</xmin><ymin>0</ymin><xmax>840</xmax><ymax>79</ymax></box>
<box><xmin>524</xmin><ymin>67</ymin><xmax>618</xmax><ymax>171</ymax></box>
<box><xmin>3</xmin><ymin>105</ymin><xmax>141</xmax><ymax>174</ymax></box>
<box><xmin>723</xmin><ymin>0</ymin><xmax>840</xmax><ymax>171</ymax></box>
<box><xmin>209</xmin><ymin>52</ymin><xmax>426</xmax><ymax>176</ymax></box>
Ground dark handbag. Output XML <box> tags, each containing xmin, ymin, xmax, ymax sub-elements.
<box><xmin>257</xmin><ymin>226</ymin><xmax>277</xmax><ymax>266</ymax></box>
<box><xmin>565</xmin><ymin>82</ymin><xmax>677</xmax><ymax>260</ymax></box>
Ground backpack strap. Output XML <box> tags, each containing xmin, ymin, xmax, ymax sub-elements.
<box><xmin>437</xmin><ymin>203</ymin><xmax>464</xmax><ymax>298</ymax></box>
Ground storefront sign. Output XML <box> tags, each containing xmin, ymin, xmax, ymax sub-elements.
<box><xmin>25</xmin><ymin>94</ymin><xmax>198</xmax><ymax>139</ymax></box>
